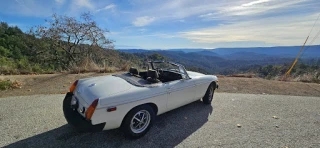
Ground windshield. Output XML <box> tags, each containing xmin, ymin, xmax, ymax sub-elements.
<box><xmin>153</xmin><ymin>62</ymin><xmax>180</xmax><ymax>72</ymax></box>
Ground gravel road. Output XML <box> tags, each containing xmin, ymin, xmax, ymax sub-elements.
<box><xmin>1</xmin><ymin>93</ymin><xmax>320</xmax><ymax>148</ymax></box>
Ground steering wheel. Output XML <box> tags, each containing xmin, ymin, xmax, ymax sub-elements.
<box><xmin>155</xmin><ymin>68</ymin><xmax>161</xmax><ymax>75</ymax></box>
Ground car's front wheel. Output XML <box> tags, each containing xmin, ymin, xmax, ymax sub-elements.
<box><xmin>203</xmin><ymin>83</ymin><xmax>215</xmax><ymax>104</ymax></box>
<box><xmin>121</xmin><ymin>105</ymin><xmax>155</xmax><ymax>139</ymax></box>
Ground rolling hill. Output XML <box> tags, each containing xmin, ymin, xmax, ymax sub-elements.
<box><xmin>119</xmin><ymin>45</ymin><xmax>320</xmax><ymax>75</ymax></box>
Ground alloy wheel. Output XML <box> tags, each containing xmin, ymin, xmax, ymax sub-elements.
<box><xmin>130</xmin><ymin>110</ymin><xmax>151</xmax><ymax>134</ymax></box>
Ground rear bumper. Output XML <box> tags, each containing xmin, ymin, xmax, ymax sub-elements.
<box><xmin>63</xmin><ymin>92</ymin><xmax>105</xmax><ymax>132</ymax></box>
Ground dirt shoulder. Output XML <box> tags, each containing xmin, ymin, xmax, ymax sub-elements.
<box><xmin>0</xmin><ymin>72</ymin><xmax>120</xmax><ymax>98</ymax></box>
<box><xmin>1</xmin><ymin>73</ymin><xmax>320</xmax><ymax>98</ymax></box>
<box><xmin>216</xmin><ymin>76</ymin><xmax>320</xmax><ymax>97</ymax></box>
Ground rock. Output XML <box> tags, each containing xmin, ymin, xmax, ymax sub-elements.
<box><xmin>272</xmin><ymin>116</ymin><xmax>279</xmax><ymax>119</ymax></box>
<box><xmin>13</xmin><ymin>135</ymin><xmax>21</xmax><ymax>139</ymax></box>
<box><xmin>237</xmin><ymin>124</ymin><xmax>241</xmax><ymax>128</ymax></box>
<box><xmin>275</xmin><ymin>125</ymin><xmax>279</xmax><ymax>128</ymax></box>
<box><xmin>27</xmin><ymin>89</ymin><xmax>31</xmax><ymax>91</ymax></box>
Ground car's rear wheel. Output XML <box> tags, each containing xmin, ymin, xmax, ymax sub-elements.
<box><xmin>203</xmin><ymin>83</ymin><xmax>215</xmax><ymax>104</ymax></box>
<box><xmin>121</xmin><ymin>105</ymin><xmax>155</xmax><ymax>139</ymax></box>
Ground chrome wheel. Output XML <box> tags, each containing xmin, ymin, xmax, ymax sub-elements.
<box><xmin>130</xmin><ymin>110</ymin><xmax>151</xmax><ymax>134</ymax></box>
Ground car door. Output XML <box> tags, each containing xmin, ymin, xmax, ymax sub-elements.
<box><xmin>166</xmin><ymin>79</ymin><xmax>196</xmax><ymax>110</ymax></box>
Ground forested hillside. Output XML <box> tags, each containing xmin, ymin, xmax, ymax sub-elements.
<box><xmin>0</xmin><ymin>14</ymin><xmax>143</xmax><ymax>74</ymax></box>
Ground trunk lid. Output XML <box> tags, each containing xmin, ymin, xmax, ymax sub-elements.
<box><xmin>74</xmin><ymin>75</ymin><xmax>132</xmax><ymax>105</ymax></box>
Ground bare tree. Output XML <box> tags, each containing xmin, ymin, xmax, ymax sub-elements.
<box><xmin>30</xmin><ymin>12</ymin><xmax>114</xmax><ymax>68</ymax></box>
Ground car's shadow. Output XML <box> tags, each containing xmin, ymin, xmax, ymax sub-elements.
<box><xmin>5</xmin><ymin>101</ymin><xmax>213</xmax><ymax>148</ymax></box>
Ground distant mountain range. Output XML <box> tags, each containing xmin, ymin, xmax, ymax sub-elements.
<box><xmin>118</xmin><ymin>45</ymin><xmax>319</xmax><ymax>74</ymax></box>
<box><xmin>119</xmin><ymin>45</ymin><xmax>320</xmax><ymax>59</ymax></box>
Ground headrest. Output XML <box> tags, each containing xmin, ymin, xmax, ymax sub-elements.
<box><xmin>129</xmin><ymin>67</ymin><xmax>139</xmax><ymax>75</ymax></box>
<box><xmin>147</xmin><ymin>69</ymin><xmax>159</xmax><ymax>79</ymax></box>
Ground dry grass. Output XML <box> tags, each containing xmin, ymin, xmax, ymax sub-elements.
<box><xmin>227</xmin><ymin>73</ymin><xmax>256</xmax><ymax>78</ymax></box>
<box><xmin>70</xmin><ymin>59</ymin><xmax>119</xmax><ymax>74</ymax></box>
<box><xmin>98</xmin><ymin>67</ymin><xmax>118</xmax><ymax>73</ymax></box>
<box><xmin>70</xmin><ymin>66</ymin><xmax>118</xmax><ymax>74</ymax></box>
<box><xmin>293</xmin><ymin>73</ymin><xmax>320</xmax><ymax>84</ymax></box>
<box><xmin>120</xmin><ymin>62</ymin><xmax>131</xmax><ymax>71</ymax></box>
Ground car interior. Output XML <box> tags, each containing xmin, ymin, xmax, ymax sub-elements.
<box><xmin>129</xmin><ymin>67</ymin><xmax>183</xmax><ymax>83</ymax></box>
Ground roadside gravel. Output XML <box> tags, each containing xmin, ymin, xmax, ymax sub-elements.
<box><xmin>1</xmin><ymin>93</ymin><xmax>320</xmax><ymax>147</ymax></box>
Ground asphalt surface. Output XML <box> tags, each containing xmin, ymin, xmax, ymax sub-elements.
<box><xmin>0</xmin><ymin>93</ymin><xmax>320</xmax><ymax>148</ymax></box>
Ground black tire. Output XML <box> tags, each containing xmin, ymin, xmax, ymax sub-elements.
<box><xmin>203</xmin><ymin>83</ymin><xmax>215</xmax><ymax>104</ymax></box>
<box><xmin>121</xmin><ymin>105</ymin><xmax>155</xmax><ymax>139</ymax></box>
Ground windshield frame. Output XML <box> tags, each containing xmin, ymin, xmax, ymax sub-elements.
<box><xmin>148</xmin><ymin>61</ymin><xmax>190</xmax><ymax>79</ymax></box>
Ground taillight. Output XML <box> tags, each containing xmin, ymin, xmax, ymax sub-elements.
<box><xmin>85</xmin><ymin>99</ymin><xmax>99</xmax><ymax>120</ymax></box>
<box><xmin>69</xmin><ymin>80</ymin><xmax>79</xmax><ymax>92</ymax></box>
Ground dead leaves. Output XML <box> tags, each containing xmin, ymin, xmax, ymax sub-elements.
<box><xmin>11</xmin><ymin>80</ymin><xmax>23</xmax><ymax>89</ymax></box>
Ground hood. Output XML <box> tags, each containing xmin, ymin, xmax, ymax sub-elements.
<box><xmin>74</xmin><ymin>75</ymin><xmax>132</xmax><ymax>104</ymax></box>
<box><xmin>187</xmin><ymin>71</ymin><xmax>205</xmax><ymax>78</ymax></box>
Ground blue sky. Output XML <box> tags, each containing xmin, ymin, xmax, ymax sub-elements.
<box><xmin>0</xmin><ymin>0</ymin><xmax>319</xmax><ymax>49</ymax></box>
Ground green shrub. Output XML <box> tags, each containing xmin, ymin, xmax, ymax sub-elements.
<box><xmin>0</xmin><ymin>80</ymin><xmax>12</xmax><ymax>90</ymax></box>
<box><xmin>266</xmin><ymin>74</ymin><xmax>273</xmax><ymax>80</ymax></box>
<box><xmin>0</xmin><ymin>57</ymin><xmax>18</xmax><ymax>74</ymax></box>
<box><xmin>0</xmin><ymin>46</ymin><xmax>10</xmax><ymax>56</ymax></box>
<box><xmin>17</xmin><ymin>58</ymin><xmax>32</xmax><ymax>74</ymax></box>
<box><xmin>31</xmin><ymin>64</ymin><xmax>43</xmax><ymax>73</ymax></box>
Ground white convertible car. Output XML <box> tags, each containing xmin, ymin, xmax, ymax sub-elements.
<box><xmin>63</xmin><ymin>61</ymin><xmax>218</xmax><ymax>138</ymax></box>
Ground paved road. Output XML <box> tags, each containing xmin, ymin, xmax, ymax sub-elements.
<box><xmin>1</xmin><ymin>93</ymin><xmax>320</xmax><ymax>148</ymax></box>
